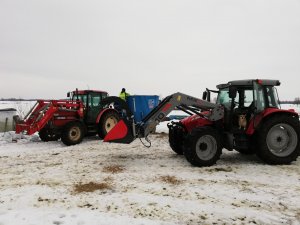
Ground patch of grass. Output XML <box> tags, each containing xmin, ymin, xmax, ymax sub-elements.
<box><xmin>103</xmin><ymin>165</ymin><xmax>124</xmax><ymax>174</ymax></box>
<box><xmin>206</xmin><ymin>167</ymin><xmax>233</xmax><ymax>172</ymax></box>
<box><xmin>155</xmin><ymin>133</ymin><xmax>168</xmax><ymax>138</ymax></box>
<box><xmin>103</xmin><ymin>176</ymin><xmax>113</xmax><ymax>182</ymax></box>
<box><xmin>36</xmin><ymin>180</ymin><xmax>60</xmax><ymax>186</ymax></box>
<box><xmin>44</xmin><ymin>163</ymin><xmax>62</xmax><ymax>167</ymax></box>
<box><xmin>159</xmin><ymin>175</ymin><xmax>182</xmax><ymax>185</ymax></box>
<box><xmin>73</xmin><ymin>181</ymin><xmax>112</xmax><ymax>193</ymax></box>
<box><xmin>296</xmin><ymin>211</ymin><xmax>300</xmax><ymax>221</ymax></box>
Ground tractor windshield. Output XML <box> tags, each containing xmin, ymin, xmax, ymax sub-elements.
<box><xmin>217</xmin><ymin>87</ymin><xmax>254</xmax><ymax>109</ymax></box>
<box><xmin>72</xmin><ymin>94</ymin><xmax>87</xmax><ymax>104</ymax></box>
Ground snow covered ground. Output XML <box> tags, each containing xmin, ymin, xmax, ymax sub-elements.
<box><xmin>1</xmin><ymin>133</ymin><xmax>300</xmax><ymax>224</ymax></box>
<box><xmin>0</xmin><ymin>101</ymin><xmax>300</xmax><ymax>224</ymax></box>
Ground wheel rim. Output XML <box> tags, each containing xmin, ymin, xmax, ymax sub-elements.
<box><xmin>69</xmin><ymin>126</ymin><xmax>81</xmax><ymax>141</ymax></box>
<box><xmin>195</xmin><ymin>135</ymin><xmax>218</xmax><ymax>160</ymax></box>
<box><xmin>105</xmin><ymin>116</ymin><xmax>118</xmax><ymax>133</ymax></box>
<box><xmin>266</xmin><ymin>123</ymin><xmax>298</xmax><ymax>157</ymax></box>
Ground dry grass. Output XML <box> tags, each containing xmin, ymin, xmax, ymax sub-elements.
<box><xmin>159</xmin><ymin>175</ymin><xmax>182</xmax><ymax>185</ymax></box>
<box><xmin>44</xmin><ymin>163</ymin><xmax>62</xmax><ymax>167</ymax></box>
<box><xmin>36</xmin><ymin>180</ymin><xmax>61</xmax><ymax>187</ymax></box>
<box><xmin>206</xmin><ymin>167</ymin><xmax>233</xmax><ymax>173</ymax></box>
<box><xmin>154</xmin><ymin>132</ymin><xmax>168</xmax><ymax>138</ymax></box>
<box><xmin>73</xmin><ymin>181</ymin><xmax>112</xmax><ymax>193</ymax></box>
<box><xmin>103</xmin><ymin>165</ymin><xmax>124</xmax><ymax>174</ymax></box>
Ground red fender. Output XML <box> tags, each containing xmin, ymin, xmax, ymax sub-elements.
<box><xmin>246</xmin><ymin>108</ymin><xmax>298</xmax><ymax>135</ymax></box>
<box><xmin>180</xmin><ymin>114</ymin><xmax>213</xmax><ymax>133</ymax></box>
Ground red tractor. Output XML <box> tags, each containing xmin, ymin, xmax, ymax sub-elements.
<box><xmin>104</xmin><ymin>79</ymin><xmax>300</xmax><ymax>166</ymax></box>
<box><xmin>15</xmin><ymin>90</ymin><xmax>126</xmax><ymax>146</ymax></box>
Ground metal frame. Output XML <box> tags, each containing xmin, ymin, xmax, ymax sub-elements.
<box><xmin>138</xmin><ymin>92</ymin><xmax>224</xmax><ymax>137</ymax></box>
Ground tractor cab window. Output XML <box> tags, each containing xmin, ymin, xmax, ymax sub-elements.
<box><xmin>253</xmin><ymin>82</ymin><xmax>266</xmax><ymax>112</ymax></box>
<box><xmin>217</xmin><ymin>88</ymin><xmax>241</xmax><ymax>109</ymax></box>
<box><xmin>243</xmin><ymin>89</ymin><xmax>254</xmax><ymax>107</ymax></box>
<box><xmin>72</xmin><ymin>94</ymin><xmax>87</xmax><ymax>105</ymax></box>
<box><xmin>92</xmin><ymin>96</ymin><xmax>101</xmax><ymax>107</ymax></box>
<box><xmin>217</xmin><ymin>87</ymin><xmax>255</xmax><ymax>111</ymax></box>
<box><xmin>80</xmin><ymin>95</ymin><xmax>87</xmax><ymax>104</ymax></box>
<box><xmin>88</xmin><ymin>93</ymin><xmax>102</xmax><ymax>107</ymax></box>
<box><xmin>265</xmin><ymin>86</ymin><xmax>279</xmax><ymax>108</ymax></box>
<box><xmin>86</xmin><ymin>93</ymin><xmax>103</xmax><ymax>123</ymax></box>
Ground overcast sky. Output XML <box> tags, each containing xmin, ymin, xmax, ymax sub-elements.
<box><xmin>0</xmin><ymin>0</ymin><xmax>300</xmax><ymax>100</ymax></box>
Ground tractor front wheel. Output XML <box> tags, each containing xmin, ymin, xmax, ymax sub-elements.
<box><xmin>184</xmin><ymin>127</ymin><xmax>222</xmax><ymax>167</ymax></box>
<box><xmin>61</xmin><ymin>121</ymin><xmax>85</xmax><ymax>146</ymax></box>
<box><xmin>39</xmin><ymin>128</ymin><xmax>60</xmax><ymax>142</ymax></box>
<box><xmin>168</xmin><ymin>124</ymin><xmax>184</xmax><ymax>155</ymax></box>
<box><xmin>257</xmin><ymin>115</ymin><xmax>300</xmax><ymax>164</ymax></box>
<box><xmin>98</xmin><ymin>111</ymin><xmax>120</xmax><ymax>139</ymax></box>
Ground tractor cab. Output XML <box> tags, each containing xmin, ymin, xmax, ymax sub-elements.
<box><xmin>212</xmin><ymin>79</ymin><xmax>281</xmax><ymax>132</ymax></box>
<box><xmin>201</xmin><ymin>79</ymin><xmax>283</xmax><ymax>152</ymax></box>
<box><xmin>68</xmin><ymin>90</ymin><xmax>108</xmax><ymax>124</ymax></box>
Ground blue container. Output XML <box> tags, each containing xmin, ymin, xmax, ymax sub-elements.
<box><xmin>127</xmin><ymin>95</ymin><xmax>159</xmax><ymax>122</ymax></box>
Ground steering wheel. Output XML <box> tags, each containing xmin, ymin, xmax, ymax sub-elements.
<box><xmin>233</xmin><ymin>100</ymin><xmax>239</xmax><ymax>108</ymax></box>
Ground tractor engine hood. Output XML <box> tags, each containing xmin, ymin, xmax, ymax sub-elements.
<box><xmin>180</xmin><ymin>114</ymin><xmax>213</xmax><ymax>133</ymax></box>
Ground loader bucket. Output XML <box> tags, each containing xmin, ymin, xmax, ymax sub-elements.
<box><xmin>103</xmin><ymin>119</ymin><xmax>135</xmax><ymax>144</ymax></box>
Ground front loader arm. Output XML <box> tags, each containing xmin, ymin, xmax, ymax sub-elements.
<box><xmin>139</xmin><ymin>92</ymin><xmax>224</xmax><ymax>137</ymax></box>
<box><xmin>103</xmin><ymin>92</ymin><xmax>224</xmax><ymax>144</ymax></box>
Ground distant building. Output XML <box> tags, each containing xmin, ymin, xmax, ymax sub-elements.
<box><xmin>0</xmin><ymin>108</ymin><xmax>17</xmax><ymax>132</ymax></box>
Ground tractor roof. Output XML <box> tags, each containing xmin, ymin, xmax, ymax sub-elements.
<box><xmin>73</xmin><ymin>90</ymin><xmax>108</xmax><ymax>94</ymax></box>
<box><xmin>216</xmin><ymin>79</ymin><xmax>281</xmax><ymax>89</ymax></box>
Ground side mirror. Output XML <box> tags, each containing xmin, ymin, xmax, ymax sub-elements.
<box><xmin>202</xmin><ymin>91</ymin><xmax>207</xmax><ymax>100</ymax></box>
<box><xmin>67</xmin><ymin>92</ymin><xmax>70</xmax><ymax>98</ymax></box>
<box><xmin>229</xmin><ymin>86</ymin><xmax>237</xmax><ymax>99</ymax></box>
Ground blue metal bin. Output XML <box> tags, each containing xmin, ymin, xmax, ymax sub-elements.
<box><xmin>127</xmin><ymin>95</ymin><xmax>159</xmax><ymax>122</ymax></box>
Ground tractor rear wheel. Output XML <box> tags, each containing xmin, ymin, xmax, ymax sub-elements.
<box><xmin>39</xmin><ymin>128</ymin><xmax>60</xmax><ymax>142</ymax></box>
<box><xmin>257</xmin><ymin>115</ymin><xmax>300</xmax><ymax>164</ymax></box>
<box><xmin>61</xmin><ymin>121</ymin><xmax>85</xmax><ymax>146</ymax></box>
<box><xmin>98</xmin><ymin>111</ymin><xmax>120</xmax><ymax>139</ymax></box>
<box><xmin>184</xmin><ymin>127</ymin><xmax>222</xmax><ymax>167</ymax></box>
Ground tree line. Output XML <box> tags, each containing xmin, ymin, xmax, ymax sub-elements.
<box><xmin>0</xmin><ymin>98</ymin><xmax>37</xmax><ymax>101</ymax></box>
<box><xmin>280</xmin><ymin>98</ymin><xmax>300</xmax><ymax>104</ymax></box>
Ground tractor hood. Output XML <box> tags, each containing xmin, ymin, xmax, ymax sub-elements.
<box><xmin>180</xmin><ymin>114</ymin><xmax>213</xmax><ymax>133</ymax></box>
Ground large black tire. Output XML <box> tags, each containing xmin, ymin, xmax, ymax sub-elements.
<box><xmin>39</xmin><ymin>128</ymin><xmax>60</xmax><ymax>142</ymax></box>
<box><xmin>100</xmin><ymin>96</ymin><xmax>133</xmax><ymax>118</ymax></box>
<box><xmin>98</xmin><ymin>111</ymin><xmax>120</xmax><ymax>139</ymax></box>
<box><xmin>169</xmin><ymin>125</ymin><xmax>184</xmax><ymax>155</ymax></box>
<box><xmin>184</xmin><ymin>127</ymin><xmax>222</xmax><ymax>167</ymax></box>
<box><xmin>256</xmin><ymin>115</ymin><xmax>300</xmax><ymax>164</ymax></box>
<box><xmin>61</xmin><ymin>121</ymin><xmax>85</xmax><ymax>146</ymax></box>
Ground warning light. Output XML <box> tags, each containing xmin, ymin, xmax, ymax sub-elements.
<box><xmin>256</xmin><ymin>79</ymin><xmax>263</xmax><ymax>85</ymax></box>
